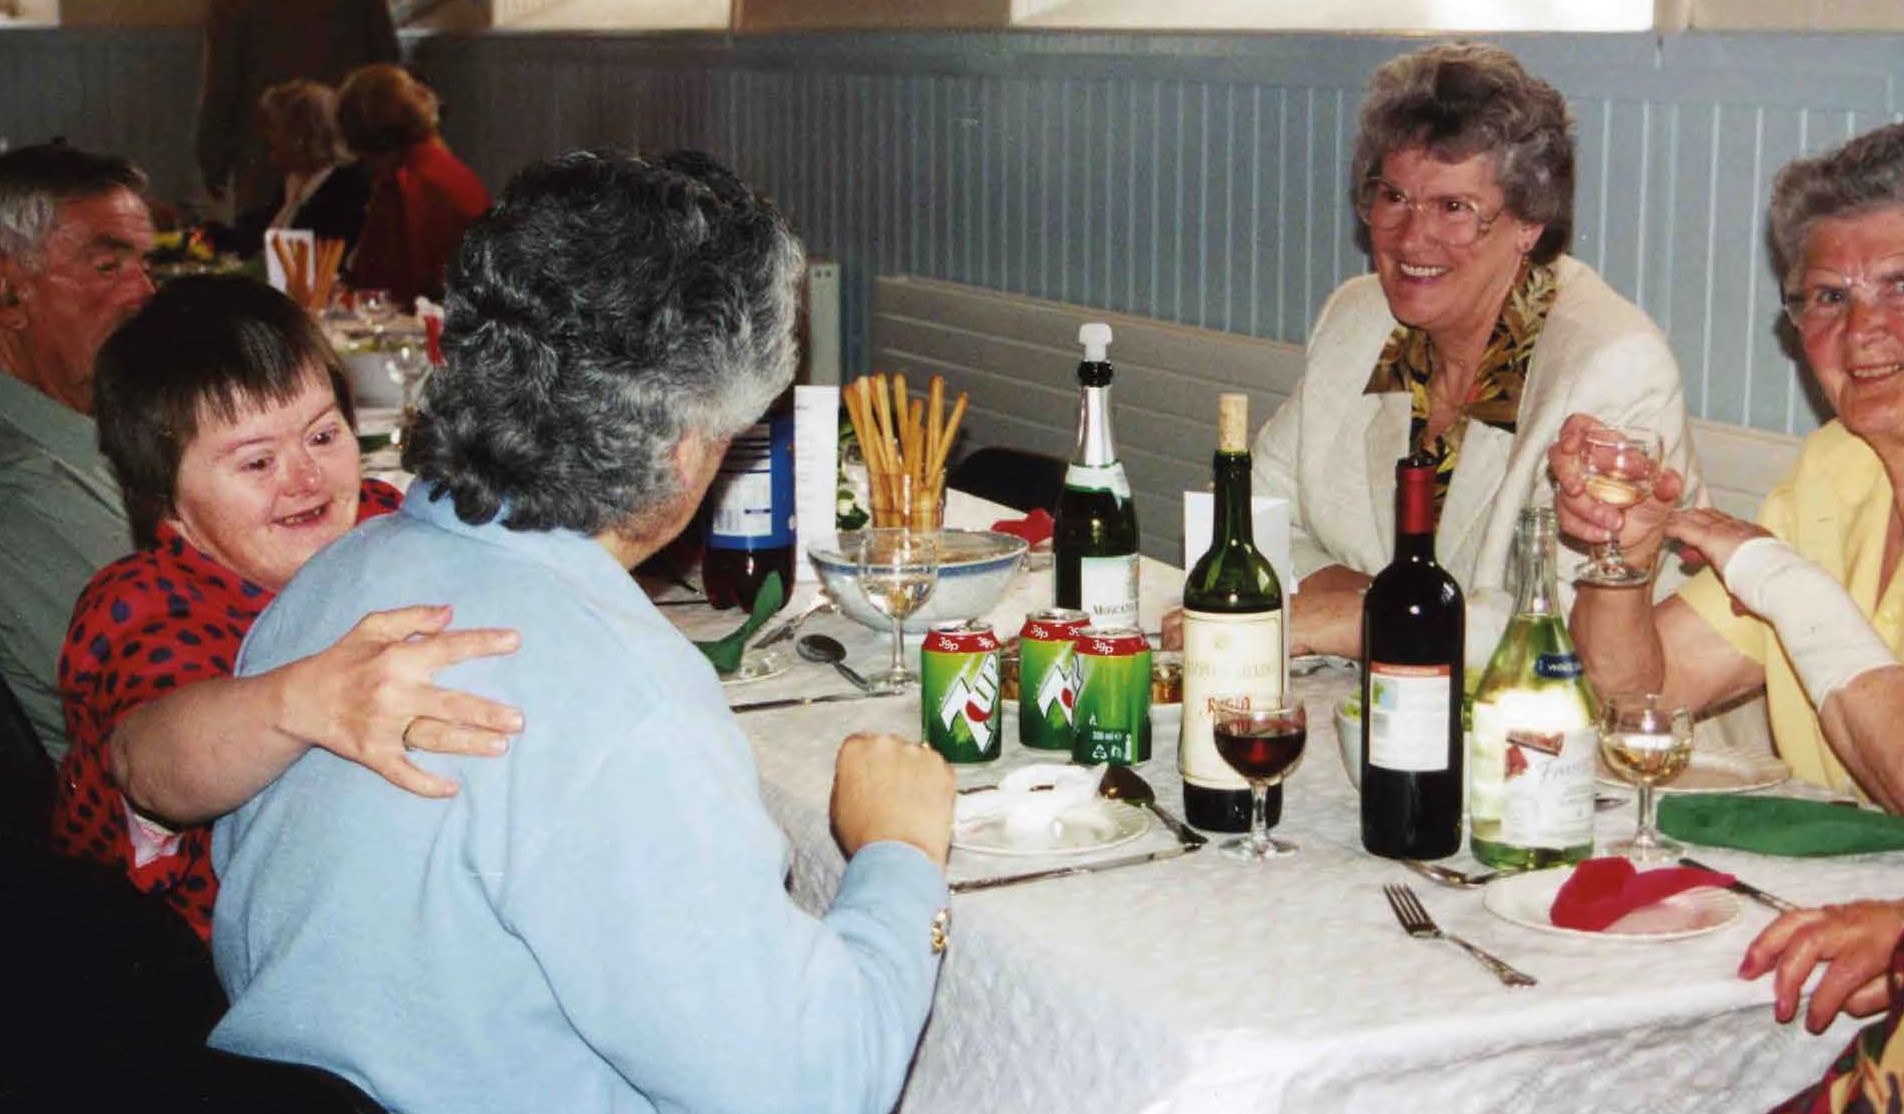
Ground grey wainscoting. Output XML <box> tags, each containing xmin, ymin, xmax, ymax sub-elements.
<box><xmin>5</xmin><ymin>28</ymin><xmax>1901</xmax><ymax>444</ymax></box>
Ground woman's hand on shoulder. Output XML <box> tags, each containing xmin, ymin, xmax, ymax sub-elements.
<box><xmin>280</xmin><ymin>604</ymin><xmax>524</xmax><ymax>798</ymax></box>
<box><xmin>1740</xmin><ymin>899</ymin><xmax>1904</xmax><ymax>1032</ymax></box>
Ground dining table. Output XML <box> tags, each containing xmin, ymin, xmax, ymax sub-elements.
<box><xmin>648</xmin><ymin>488</ymin><xmax>1904</xmax><ymax>1114</ymax></box>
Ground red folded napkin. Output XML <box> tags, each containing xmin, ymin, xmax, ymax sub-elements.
<box><xmin>991</xmin><ymin>508</ymin><xmax>1054</xmax><ymax>546</ymax></box>
<box><xmin>1549</xmin><ymin>857</ymin><xmax>1734</xmax><ymax>932</ymax></box>
<box><xmin>422</xmin><ymin>313</ymin><xmax>446</xmax><ymax>367</ymax></box>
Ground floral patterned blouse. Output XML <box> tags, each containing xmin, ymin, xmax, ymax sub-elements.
<box><xmin>50</xmin><ymin>478</ymin><xmax>402</xmax><ymax>943</ymax></box>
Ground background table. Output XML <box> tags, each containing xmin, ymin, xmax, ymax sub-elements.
<box><xmin>666</xmin><ymin>495</ymin><xmax>1894</xmax><ymax>1114</ymax></box>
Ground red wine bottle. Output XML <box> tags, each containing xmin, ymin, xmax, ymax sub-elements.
<box><xmin>1359</xmin><ymin>455</ymin><xmax>1464</xmax><ymax>859</ymax></box>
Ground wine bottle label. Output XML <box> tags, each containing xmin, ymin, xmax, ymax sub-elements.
<box><xmin>1470</xmin><ymin>701</ymin><xmax>1595</xmax><ymax>849</ymax></box>
<box><xmin>1062</xmin><ymin>462</ymin><xmax>1132</xmax><ymax>499</ymax></box>
<box><xmin>1178</xmin><ymin>609</ymin><xmax>1283</xmax><ymax>790</ymax></box>
<box><xmin>707</xmin><ymin>417</ymin><xmax>795</xmax><ymax>549</ymax></box>
<box><xmin>1533</xmin><ymin>653</ymin><xmax>1583</xmax><ymax>680</ymax></box>
<box><xmin>1076</xmin><ymin>555</ymin><xmax>1140</xmax><ymax>627</ymax></box>
<box><xmin>1366</xmin><ymin>662</ymin><xmax>1452</xmax><ymax>772</ymax></box>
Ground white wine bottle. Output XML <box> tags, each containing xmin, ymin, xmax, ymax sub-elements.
<box><xmin>1179</xmin><ymin>393</ymin><xmax>1283</xmax><ymax>833</ymax></box>
<box><xmin>1052</xmin><ymin>322</ymin><xmax>1140</xmax><ymax>627</ymax></box>
<box><xmin>1468</xmin><ymin>506</ymin><xmax>1598</xmax><ymax>868</ymax></box>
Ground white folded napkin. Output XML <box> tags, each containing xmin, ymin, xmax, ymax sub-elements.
<box><xmin>956</xmin><ymin>763</ymin><xmax>1108</xmax><ymax>847</ymax></box>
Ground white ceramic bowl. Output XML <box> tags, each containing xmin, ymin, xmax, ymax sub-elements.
<box><xmin>1334</xmin><ymin>696</ymin><xmax>1363</xmax><ymax>788</ymax></box>
<box><xmin>810</xmin><ymin>529</ymin><xmax>1029</xmax><ymax>633</ymax></box>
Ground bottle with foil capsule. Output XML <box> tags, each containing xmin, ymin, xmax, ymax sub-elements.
<box><xmin>702</xmin><ymin>394</ymin><xmax>795</xmax><ymax>612</ymax></box>
<box><xmin>1179</xmin><ymin>393</ymin><xmax>1284</xmax><ymax>833</ymax></box>
<box><xmin>1052</xmin><ymin>322</ymin><xmax>1140</xmax><ymax>628</ymax></box>
<box><xmin>1360</xmin><ymin>455</ymin><xmax>1464</xmax><ymax>860</ymax></box>
<box><xmin>1467</xmin><ymin>507</ymin><xmax>1598</xmax><ymax>868</ymax></box>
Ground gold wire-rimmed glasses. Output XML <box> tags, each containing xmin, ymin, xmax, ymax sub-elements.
<box><xmin>1355</xmin><ymin>178</ymin><xmax>1507</xmax><ymax>247</ymax></box>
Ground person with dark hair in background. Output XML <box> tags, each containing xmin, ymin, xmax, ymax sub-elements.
<box><xmin>0</xmin><ymin>143</ymin><xmax>152</xmax><ymax>762</ymax></box>
<box><xmin>195</xmin><ymin>0</ymin><xmax>398</xmax><ymax>219</ymax></box>
<box><xmin>210</xmin><ymin>148</ymin><xmax>954</xmax><ymax>1113</ymax></box>
<box><xmin>336</xmin><ymin>62</ymin><xmax>489</xmax><ymax>305</ymax></box>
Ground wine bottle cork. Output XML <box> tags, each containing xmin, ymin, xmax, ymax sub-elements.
<box><xmin>1218</xmin><ymin>393</ymin><xmax>1249</xmax><ymax>453</ymax></box>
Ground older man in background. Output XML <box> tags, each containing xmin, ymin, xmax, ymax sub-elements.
<box><xmin>0</xmin><ymin>144</ymin><xmax>153</xmax><ymax>762</ymax></box>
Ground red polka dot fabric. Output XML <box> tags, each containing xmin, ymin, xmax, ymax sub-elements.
<box><xmin>50</xmin><ymin>479</ymin><xmax>402</xmax><ymax>943</ymax></box>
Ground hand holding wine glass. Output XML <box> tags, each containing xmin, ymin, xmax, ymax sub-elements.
<box><xmin>1598</xmin><ymin>692</ymin><xmax>1693</xmax><ymax>864</ymax></box>
<box><xmin>1574</xmin><ymin>425</ymin><xmax>1663</xmax><ymax>587</ymax></box>
<box><xmin>1210</xmin><ymin>697</ymin><xmax>1305</xmax><ymax>862</ymax></box>
<box><xmin>856</xmin><ymin>526</ymin><xmax>940</xmax><ymax>692</ymax></box>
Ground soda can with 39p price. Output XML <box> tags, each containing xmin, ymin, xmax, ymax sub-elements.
<box><xmin>921</xmin><ymin>620</ymin><xmax>1003</xmax><ymax>764</ymax></box>
<box><xmin>1018</xmin><ymin>608</ymin><xmax>1090</xmax><ymax>750</ymax></box>
<box><xmin>1071</xmin><ymin>626</ymin><xmax>1151</xmax><ymax>766</ymax></box>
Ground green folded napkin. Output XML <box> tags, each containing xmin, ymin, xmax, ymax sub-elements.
<box><xmin>1658</xmin><ymin>794</ymin><xmax>1904</xmax><ymax>857</ymax></box>
<box><xmin>693</xmin><ymin>572</ymin><xmax>785</xmax><ymax>676</ymax></box>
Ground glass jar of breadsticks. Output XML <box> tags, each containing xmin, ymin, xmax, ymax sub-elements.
<box><xmin>268</xmin><ymin>236</ymin><xmax>347</xmax><ymax>314</ymax></box>
<box><xmin>842</xmin><ymin>372</ymin><xmax>966</xmax><ymax>531</ymax></box>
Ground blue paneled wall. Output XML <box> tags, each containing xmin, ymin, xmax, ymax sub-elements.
<box><xmin>3</xmin><ymin>27</ymin><xmax>1899</xmax><ymax>438</ymax></box>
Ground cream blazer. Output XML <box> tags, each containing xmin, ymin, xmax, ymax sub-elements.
<box><xmin>1253</xmin><ymin>255</ymin><xmax>1705</xmax><ymax>664</ymax></box>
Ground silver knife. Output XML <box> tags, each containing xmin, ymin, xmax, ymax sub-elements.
<box><xmin>1680</xmin><ymin>857</ymin><xmax>1799</xmax><ymax>912</ymax></box>
<box><xmin>950</xmin><ymin>842</ymin><xmax>1201</xmax><ymax>893</ymax></box>
<box><xmin>731</xmin><ymin>691</ymin><xmax>899</xmax><ymax>714</ymax></box>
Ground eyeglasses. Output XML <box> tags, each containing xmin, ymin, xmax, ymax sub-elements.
<box><xmin>1783</xmin><ymin>272</ymin><xmax>1904</xmax><ymax>329</ymax></box>
<box><xmin>1355</xmin><ymin>178</ymin><xmax>1506</xmax><ymax>247</ymax></box>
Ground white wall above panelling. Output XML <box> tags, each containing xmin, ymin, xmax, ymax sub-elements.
<box><xmin>1018</xmin><ymin>0</ymin><xmax>1653</xmax><ymax>31</ymax></box>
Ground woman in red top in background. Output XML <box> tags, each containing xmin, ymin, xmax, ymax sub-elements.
<box><xmin>50</xmin><ymin>275</ymin><xmax>519</xmax><ymax>941</ymax></box>
<box><xmin>337</xmin><ymin>63</ymin><xmax>490</xmax><ymax>305</ymax></box>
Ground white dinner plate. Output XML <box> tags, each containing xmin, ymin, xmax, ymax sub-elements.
<box><xmin>720</xmin><ymin>649</ymin><xmax>787</xmax><ymax>685</ymax></box>
<box><xmin>953</xmin><ymin>798</ymin><xmax>1150</xmax><ymax>857</ymax></box>
<box><xmin>1595</xmin><ymin>747</ymin><xmax>1790</xmax><ymax>795</ymax></box>
<box><xmin>1483</xmin><ymin>866</ymin><xmax>1743</xmax><ymax>941</ymax></box>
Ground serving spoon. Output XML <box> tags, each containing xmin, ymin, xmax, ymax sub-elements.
<box><xmin>797</xmin><ymin>634</ymin><xmax>874</xmax><ymax>693</ymax></box>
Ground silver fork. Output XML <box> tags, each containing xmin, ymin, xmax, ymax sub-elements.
<box><xmin>1382</xmin><ymin>883</ymin><xmax>1538</xmax><ymax>988</ymax></box>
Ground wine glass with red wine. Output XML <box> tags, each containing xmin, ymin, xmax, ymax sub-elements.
<box><xmin>1210</xmin><ymin>697</ymin><xmax>1305</xmax><ymax>862</ymax></box>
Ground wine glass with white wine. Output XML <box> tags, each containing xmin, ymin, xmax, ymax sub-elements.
<box><xmin>1575</xmin><ymin>425</ymin><xmax>1663</xmax><ymax>588</ymax></box>
<box><xmin>856</xmin><ymin>526</ymin><xmax>940</xmax><ymax>691</ymax></box>
<box><xmin>1598</xmin><ymin>692</ymin><xmax>1694</xmax><ymax>865</ymax></box>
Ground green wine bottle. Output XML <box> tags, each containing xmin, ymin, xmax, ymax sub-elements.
<box><xmin>1053</xmin><ymin>322</ymin><xmax>1141</xmax><ymax>627</ymax></box>
<box><xmin>1468</xmin><ymin>506</ymin><xmax>1599</xmax><ymax>868</ymax></box>
<box><xmin>1179</xmin><ymin>393</ymin><xmax>1284</xmax><ymax>833</ymax></box>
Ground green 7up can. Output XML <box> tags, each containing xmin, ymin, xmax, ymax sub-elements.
<box><xmin>922</xmin><ymin>620</ymin><xmax>1003</xmax><ymax>763</ymax></box>
<box><xmin>1071</xmin><ymin>626</ymin><xmax>1151</xmax><ymax>766</ymax></box>
<box><xmin>1019</xmin><ymin>608</ymin><xmax>1090</xmax><ymax>750</ymax></box>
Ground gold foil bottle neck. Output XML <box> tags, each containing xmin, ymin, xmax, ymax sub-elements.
<box><xmin>1217</xmin><ymin>393</ymin><xmax>1249</xmax><ymax>453</ymax></box>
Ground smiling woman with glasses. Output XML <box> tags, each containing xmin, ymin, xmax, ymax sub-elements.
<box><xmin>1163</xmin><ymin>42</ymin><xmax>1703</xmax><ymax>669</ymax></box>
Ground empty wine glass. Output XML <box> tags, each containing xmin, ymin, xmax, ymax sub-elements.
<box><xmin>356</xmin><ymin>288</ymin><xmax>395</xmax><ymax>338</ymax></box>
<box><xmin>856</xmin><ymin>526</ymin><xmax>940</xmax><ymax>691</ymax></box>
<box><xmin>1210</xmin><ymin>697</ymin><xmax>1306</xmax><ymax>862</ymax></box>
<box><xmin>1575</xmin><ymin>425</ymin><xmax>1663</xmax><ymax>588</ymax></box>
<box><xmin>383</xmin><ymin>340</ymin><xmax>431</xmax><ymax>447</ymax></box>
<box><xmin>1597</xmin><ymin>693</ymin><xmax>1693</xmax><ymax>865</ymax></box>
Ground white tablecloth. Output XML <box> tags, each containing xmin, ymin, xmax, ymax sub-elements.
<box><xmin>666</xmin><ymin>492</ymin><xmax>1892</xmax><ymax>1114</ymax></box>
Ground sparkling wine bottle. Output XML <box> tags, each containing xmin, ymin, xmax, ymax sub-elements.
<box><xmin>1360</xmin><ymin>455</ymin><xmax>1464</xmax><ymax>860</ymax></box>
<box><xmin>1179</xmin><ymin>393</ymin><xmax>1284</xmax><ymax>833</ymax></box>
<box><xmin>1467</xmin><ymin>506</ymin><xmax>1598</xmax><ymax>868</ymax></box>
<box><xmin>1052</xmin><ymin>322</ymin><xmax>1140</xmax><ymax>628</ymax></box>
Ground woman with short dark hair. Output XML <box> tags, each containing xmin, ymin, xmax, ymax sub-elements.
<box><xmin>336</xmin><ymin>63</ymin><xmax>489</xmax><ymax>304</ymax></box>
<box><xmin>50</xmin><ymin>275</ymin><xmax>517</xmax><ymax>940</ymax></box>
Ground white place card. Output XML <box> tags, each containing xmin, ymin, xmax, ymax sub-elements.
<box><xmin>1181</xmin><ymin>494</ymin><xmax>1297</xmax><ymax>596</ymax></box>
<box><xmin>262</xmin><ymin>228</ymin><xmax>313</xmax><ymax>295</ymax></box>
<box><xmin>792</xmin><ymin>385</ymin><xmax>840</xmax><ymax>585</ymax></box>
